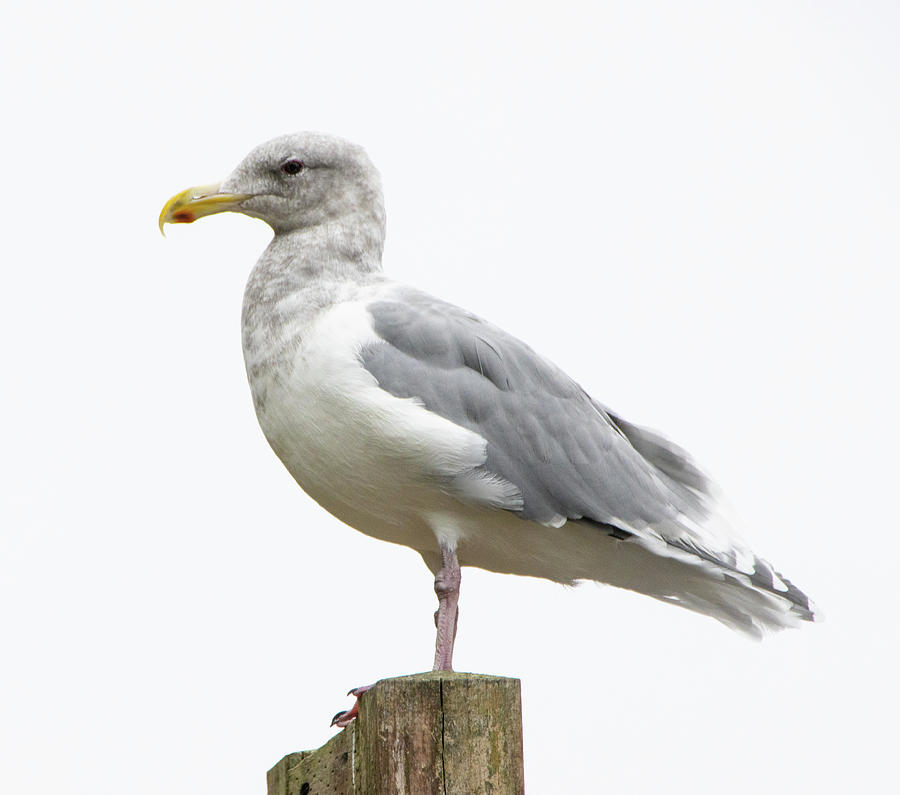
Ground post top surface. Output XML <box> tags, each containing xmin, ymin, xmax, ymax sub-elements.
<box><xmin>376</xmin><ymin>671</ymin><xmax>520</xmax><ymax>686</ymax></box>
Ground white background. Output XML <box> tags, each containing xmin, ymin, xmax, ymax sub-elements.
<box><xmin>2</xmin><ymin>2</ymin><xmax>898</xmax><ymax>793</ymax></box>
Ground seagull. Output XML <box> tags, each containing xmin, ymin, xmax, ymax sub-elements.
<box><xmin>160</xmin><ymin>132</ymin><xmax>818</xmax><ymax>703</ymax></box>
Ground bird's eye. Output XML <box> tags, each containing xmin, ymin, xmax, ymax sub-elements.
<box><xmin>280</xmin><ymin>159</ymin><xmax>304</xmax><ymax>175</ymax></box>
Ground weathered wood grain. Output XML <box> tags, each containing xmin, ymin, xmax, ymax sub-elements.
<box><xmin>267</xmin><ymin>672</ymin><xmax>524</xmax><ymax>794</ymax></box>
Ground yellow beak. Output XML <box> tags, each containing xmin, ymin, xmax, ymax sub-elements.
<box><xmin>158</xmin><ymin>183</ymin><xmax>251</xmax><ymax>235</ymax></box>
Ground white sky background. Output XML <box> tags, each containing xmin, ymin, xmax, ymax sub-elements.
<box><xmin>1</xmin><ymin>1</ymin><xmax>898</xmax><ymax>792</ymax></box>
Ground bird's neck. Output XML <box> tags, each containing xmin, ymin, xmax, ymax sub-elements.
<box><xmin>242</xmin><ymin>212</ymin><xmax>386</xmax><ymax>350</ymax></box>
<box><xmin>264</xmin><ymin>211</ymin><xmax>385</xmax><ymax>282</ymax></box>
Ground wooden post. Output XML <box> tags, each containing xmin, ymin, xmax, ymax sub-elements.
<box><xmin>267</xmin><ymin>672</ymin><xmax>525</xmax><ymax>795</ymax></box>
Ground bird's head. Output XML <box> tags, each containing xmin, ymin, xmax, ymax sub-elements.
<box><xmin>159</xmin><ymin>132</ymin><xmax>385</xmax><ymax>236</ymax></box>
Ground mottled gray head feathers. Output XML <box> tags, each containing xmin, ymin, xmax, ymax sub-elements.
<box><xmin>221</xmin><ymin>132</ymin><xmax>386</xmax><ymax>238</ymax></box>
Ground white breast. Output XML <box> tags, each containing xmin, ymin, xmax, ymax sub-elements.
<box><xmin>242</xmin><ymin>292</ymin><xmax>492</xmax><ymax>552</ymax></box>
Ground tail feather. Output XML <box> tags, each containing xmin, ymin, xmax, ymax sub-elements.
<box><xmin>601</xmin><ymin>409</ymin><xmax>820</xmax><ymax>635</ymax></box>
<box><xmin>629</xmin><ymin>532</ymin><xmax>820</xmax><ymax>638</ymax></box>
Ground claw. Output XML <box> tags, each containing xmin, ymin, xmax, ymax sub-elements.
<box><xmin>331</xmin><ymin>708</ymin><xmax>357</xmax><ymax>728</ymax></box>
<box><xmin>331</xmin><ymin>684</ymin><xmax>374</xmax><ymax>727</ymax></box>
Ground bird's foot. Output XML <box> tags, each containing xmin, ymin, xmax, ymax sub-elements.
<box><xmin>330</xmin><ymin>684</ymin><xmax>374</xmax><ymax>728</ymax></box>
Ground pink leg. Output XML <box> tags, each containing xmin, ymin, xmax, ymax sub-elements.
<box><xmin>432</xmin><ymin>543</ymin><xmax>461</xmax><ymax>671</ymax></box>
<box><xmin>330</xmin><ymin>685</ymin><xmax>373</xmax><ymax>728</ymax></box>
<box><xmin>331</xmin><ymin>545</ymin><xmax>461</xmax><ymax>726</ymax></box>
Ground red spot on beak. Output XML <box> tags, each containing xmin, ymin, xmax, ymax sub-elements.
<box><xmin>173</xmin><ymin>210</ymin><xmax>195</xmax><ymax>223</ymax></box>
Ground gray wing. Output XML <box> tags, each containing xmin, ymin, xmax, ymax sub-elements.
<box><xmin>362</xmin><ymin>288</ymin><xmax>710</xmax><ymax>534</ymax></box>
<box><xmin>362</xmin><ymin>287</ymin><xmax>815</xmax><ymax>620</ymax></box>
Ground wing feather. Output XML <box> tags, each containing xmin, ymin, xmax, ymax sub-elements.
<box><xmin>361</xmin><ymin>287</ymin><xmax>814</xmax><ymax>619</ymax></box>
